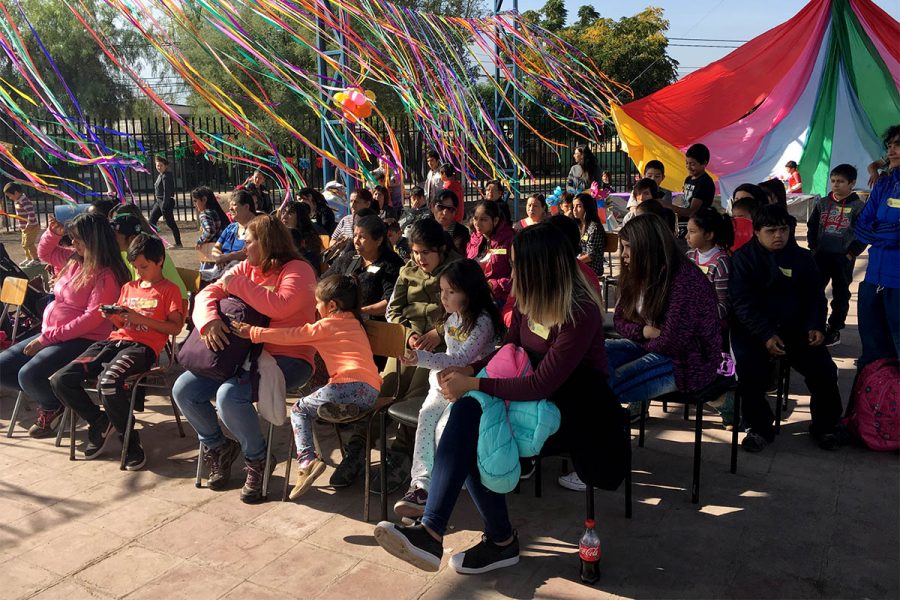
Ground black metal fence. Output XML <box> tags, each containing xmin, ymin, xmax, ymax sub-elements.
<box><xmin>0</xmin><ymin>114</ymin><xmax>638</xmax><ymax>231</ymax></box>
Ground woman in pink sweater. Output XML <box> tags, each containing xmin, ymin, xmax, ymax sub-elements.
<box><xmin>0</xmin><ymin>212</ymin><xmax>129</xmax><ymax>438</ymax></box>
<box><xmin>172</xmin><ymin>215</ymin><xmax>317</xmax><ymax>504</ymax></box>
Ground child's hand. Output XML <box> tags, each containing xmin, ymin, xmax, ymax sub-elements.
<box><xmin>407</xmin><ymin>333</ymin><xmax>420</xmax><ymax>350</ymax></box>
<box><xmin>766</xmin><ymin>334</ymin><xmax>786</xmax><ymax>356</ymax></box>
<box><xmin>414</xmin><ymin>329</ymin><xmax>441</xmax><ymax>352</ymax></box>
<box><xmin>231</xmin><ymin>321</ymin><xmax>251</xmax><ymax>339</ymax></box>
<box><xmin>807</xmin><ymin>330</ymin><xmax>824</xmax><ymax>347</ymax></box>
<box><xmin>642</xmin><ymin>325</ymin><xmax>661</xmax><ymax>339</ymax></box>
<box><xmin>47</xmin><ymin>215</ymin><xmax>65</xmax><ymax>236</ymax></box>
<box><xmin>399</xmin><ymin>349</ymin><xmax>418</xmax><ymax>366</ymax></box>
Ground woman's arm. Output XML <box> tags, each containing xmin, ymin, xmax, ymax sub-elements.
<box><xmin>613</xmin><ymin>301</ymin><xmax>645</xmax><ymax>342</ymax></box>
<box><xmin>361</xmin><ymin>299</ymin><xmax>388</xmax><ymax>317</ymax></box>
<box><xmin>37</xmin><ymin>226</ymin><xmax>74</xmax><ymax>270</ymax></box>
<box><xmin>225</xmin><ymin>261</ymin><xmax>317</xmax><ymax>318</ymax></box>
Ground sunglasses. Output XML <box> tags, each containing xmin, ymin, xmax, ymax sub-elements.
<box><xmin>435</xmin><ymin>204</ymin><xmax>455</xmax><ymax>212</ymax></box>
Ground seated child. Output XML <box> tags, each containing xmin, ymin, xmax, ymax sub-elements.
<box><xmin>385</xmin><ymin>217</ymin><xmax>411</xmax><ymax>262</ymax></box>
<box><xmin>232</xmin><ymin>275</ymin><xmax>382</xmax><ymax>500</ymax></box>
<box><xmin>49</xmin><ymin>235</ymin><xmax>184</xmax><ymax>470</ymax></box>
<box><xmin>622</xmin><ymin>178</ymin><xmax>660</xmax><ymax>226</ymax></box>
<box><xmin>806</xmin><ymin>164</ymin><xmax>866</xmax><ymax>347</ymax></box>
<box><xmin>729</xmin><ymin>204</ymin><xmax>843</xmax><ymax>453</ymax></box>
<box><xmin>393</xmin><ymin>259</ymin><xmax>503</xmax><ymax>518</ymax></box>
<box><xmin>558</xmin><ymin>192</ymin><xmax>575</xmax><ymax>218</ymax></box>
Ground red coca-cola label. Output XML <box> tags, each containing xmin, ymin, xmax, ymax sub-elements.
<box><xmin>579</xmin><ymin>543</ymin><xmax>601</xmax><ymax>562</ymax></box>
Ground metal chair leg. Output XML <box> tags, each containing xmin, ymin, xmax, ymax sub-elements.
<box><xmin>333</xmin><ymin>424</ymin><xmax>346</xmax><ymax>458</ymax></box>
<box><xmin>638</xmin><ymin>403</ymin><xmax>646</xmax><ymax>448</ymax></box>
<box><xmin>730</xmin><ymin>390</ymin><xmax>741</xmax><ymax>475</ymax></box>
<box><xmin>282</xmin><ymin>435</ymin><xmax>295</xmax><ymax>502</ymax></box>
<box><xmin>783</xmin><ymin>365</ymin><xmax>791</xmax><ymax>411</ymax></box>
<box><xmin>534</xmin><ymin>455</ymin><xmax>542</xmax><ymax>498</ymax></box>
<box><xmin>262</xmin><ymin>422</ymin><xmax>275</xmax><ymax>500</ymax></box>
<box><xmin>692</xmin><ymin>402</ymin><xmax>703</xmax><ymax>505</ymax></box>
<box><xmin>6</xmin><ymin>391</ymin><xmax>25</xmax><ymax>437</ymax></box>
<box><xmin>55</xmin><ymin>406</ymin><xmax>71</xmax><ymax>447</ymax></box>
<box><xmin>625</xmin><ymin>439</ymin><xmax>632</xmax><ymax>519</ymax></box>
<box><xmin>683</xmin><ymin>403</ymin><xmax>690</xmax><ymax>420</ymax></box>
<box><xmin>775</xmin><ymin>359</ymin><xmax>786</xmax><ymax>433</ymax></box>
<box><xmin>363</xmin><ymin>416</ymin><xmax>373</xmax><ymax>521</ymax></box>
<box><xmin>120</xmin><ymin>386</ymin><xmax>141</xmax><ymax>470</ymax></box>
<box><xmin>68</xmin><ymin>409</ymin><xmax>77</xmax><ymax>461</ymax></box>
<box><xmin>171</xmin><ymin>396</ymin><xmax>185</xmax><ymax>437</ymax></box>
<box><xmin>662</xmin><ymin>400</ymin><xmax>668</xmax><ymax>413</ymax></box>
<box><xmin>379</xmin><ymin>410</ymin><xmax>388</xmax><ymax>523</ymax></box>
<box><xmin>195</xmin><ymin>442</ymin><xmax>203</xmax><ymax>488</ymax></box>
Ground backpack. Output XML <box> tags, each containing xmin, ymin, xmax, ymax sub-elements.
<box><xmin>845</xmin><ymin>358</ymin><xmax>900</xmax><ymax>451</ymax></box>
<box><xmin>177</xmin><ymin>296</ymin><xmax>270</xmax><ymax>381</ymax></box>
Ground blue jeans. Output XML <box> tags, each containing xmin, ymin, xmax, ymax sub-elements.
<box><xmin>858</xmin><ymin>281</ymin><xmax>900</xmax><ymax>370</ymax></box>
<box><xmin>605</xmin><ymin>338</ymin><xmax>677</xmax><ymax>405</ymax></box>
<box><xmin>421</xmin><ymin>396</ymin><xmax>512</xmax><ymax>543</ymax></box>
<box><xmin>173</xmin><ymin>355</ymin><xmax>311</xmax><ymax>461</ymax></box>
<box><xmin>0</xmin><ymin>334</ymin><xmax>94</xmax><ymax>411</ymax></box>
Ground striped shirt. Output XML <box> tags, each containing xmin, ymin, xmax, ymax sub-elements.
<box><xmin>14</xmin><ymin>194</ymin><xmax>38</xmax><ymax>230</ymax></box>
<box><xmin>686</xmin><ymin>246</ymin><xmax>731</xmax><ymax>322</ymax></box>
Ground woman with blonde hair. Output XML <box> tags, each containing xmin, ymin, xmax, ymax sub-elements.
<box><xmin>374</xmin><ymin>221</ymin><xmax>624</xmax><ymax>575</ymax></box>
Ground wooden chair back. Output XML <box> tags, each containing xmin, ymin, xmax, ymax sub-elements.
<box><xmin>177</xmin><ymin>267</ymin><xmax>201</xmax><ymax>296</ymax></box>
<box><xmin>363</xmin><ymin>320</ymin><xmax>407</xmax><ymax>360</ymax></box>
<box><xmin>0</xmin><ymin>277</ymin><xmax>28</xmax><ymax>306</ymax></box>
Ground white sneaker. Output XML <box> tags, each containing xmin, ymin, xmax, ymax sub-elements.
<box><xmin>557</xmin><ymin>471</ymin><xmax>586</xmax><ymax>492</ymax></box>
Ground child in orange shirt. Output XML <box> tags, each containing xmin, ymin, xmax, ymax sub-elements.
<box><xmin>233</xmin><ymin>274</ymin><xmax>381</xmax><ymax>500</ymax></box>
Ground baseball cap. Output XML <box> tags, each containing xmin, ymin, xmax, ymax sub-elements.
<box><xmin>324</xmin><ymin>180</ymin><xmax>345</xmax><ymax>192</ymax></box>
<box><xmin>111</xmin><ymin>214</ymin><xmax>143</xmax><ymax>237</ymax></box>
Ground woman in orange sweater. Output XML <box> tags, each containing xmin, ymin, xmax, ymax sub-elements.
<box><xmin>233</xmin><ymin>274</ymin><xmax>382</xmax><ymax>500</ymax></box>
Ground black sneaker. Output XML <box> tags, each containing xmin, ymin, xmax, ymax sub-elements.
<box><xmin>741</xmin><ymin>431</ymin><xmax>770</xmax><ymax>453</ymax></box>
<box><xmin>394</xmin><ymin>487</ymin><xmax>428</xmax><ymax>519</ymax></box>
<box><xmin>370</xmin><ymin>451</ymin><xmax>410</xmax><ymax>495</ymax></box>
<box><xmin>329</xmin><ymin>442</ymin><xmax>365</xmax><ymax>488</ymax></box>
<box><xmin>373</xmin><ymin>521</ymin><xmax>443</xmax><ymax>572</ymax></box>
<box><xmin>203</xmin><ymin>438</ymin><xmax>241</xmax><ymax>491</ymax></box>
<box><xmin>449</xmin><ymin>531</ymin><xmax>520</xmax><ymax>574</ymax></box>
<box><xmin>123</xmin><ymin>431</ymin><xmax>147</xmax><ymax>471</ymax></box>
<box><xmin>824</xmin><ymin>327</ymin><xmax>841</xmax><ymax>347</ymax></box>
<box><xmin>84</xmin><ymin>413</ymin><xmax>115</xmax><ymax>460</ymax></box>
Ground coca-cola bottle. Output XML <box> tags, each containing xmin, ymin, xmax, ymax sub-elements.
<box><xmin>579</xmin><ymin>518</ymin><xmax>601</xmax><ymax>584</ymax></box>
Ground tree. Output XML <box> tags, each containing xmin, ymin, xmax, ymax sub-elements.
<box><xmin>576</xmin><ymin>6</ymin><xmax>599</xmax><ymax>28</ymax></box>
<box><xmin>0</xmin><ymin>0</ymin><xmax>155</xmax><ymax>121</ymax></box>
<box><xmin>541</xmin><ymin>0</ymin><xmax>568</xmax><ymax>31</ymax></box>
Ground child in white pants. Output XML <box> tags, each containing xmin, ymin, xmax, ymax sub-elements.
<box><xmin>393</xmin><ymin>259</ymin><xmax>503</xmax><ymax>519</ymax></box>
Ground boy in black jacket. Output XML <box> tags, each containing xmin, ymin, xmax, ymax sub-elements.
<box><xmin>729</xmin><ymin>204</ymin><xmax>843</xmax><ymax>453</ymax></box>
<box><xmin>806</xmin><ymin>164</ymin><xmax>866</xmax><ymax>347</ymax></box>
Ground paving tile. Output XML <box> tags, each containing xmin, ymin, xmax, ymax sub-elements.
<box><xmin>19</xmin><ymin>521</ymin><xmax>128</xmax><ymax>576</ymax></box>
<box><xmin>138</xmin><ymin>510</ymin><xmax>235</xmax><ymax>559</ymax></box>
<box><xmin>316</xmin><ymin>560</ymin><xmax>428</xmax><ymax>600</ymax></box>
<box><xmin>123</xmin><ymin>561</ymin><xmax>242</xmax><ymax>600</ymax></box>
<box><xmin>219</xmin><ymin>581</ymin><xmax>286</xmax><ymax>600</ymax></box>
<box><xmin>190</xmin><ymin>525</ymin><xmax>298</xmax><ymax>578</ymax></box>
<box><xmin>249</xmin><ymin>499</ymin><xmax>338</xmax><ymax>541</ymax></box>
<box><xmin>75</xmin><ymin>545</ymin><xmax>180</xmax><ymax>597</ymax></box>
<box><xmin>0</xmin><ymin>558</ymin><xmax>61</xmax><ymax>600</ymax></box>
<box><xmin>248</xmin><ymin>541</ymin><xmax>358</xmax><ymax>597</ymax></box>
<box><xmin>29</xmin><ymin>579</ymin><xmax>113</xmax><ymax>600</ymax></box>
<box><xmin>90</xmin><ymin>496</ymin><xmax>187</xmax><ymax>538</ymax></box>
<box><xmin>196</xmin><ymin>490</ymin><xmax>277</xmax><ymax>525</ymax></box>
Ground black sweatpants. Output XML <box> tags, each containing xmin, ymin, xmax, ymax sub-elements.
<box><xmin>149</xmin><ymin>199</ymin><xmax>182</xmax><ymax>246</ymax></box>
<box><xmin>814</xmin><ymin>251</ymin><xmax>855</xmax><ymax>330</ymax></box>
<box><xmin>50</xmin><ymin>340</ymin><xmax>155</xmax><ymax>434</ymax></box>
<box><xmin>731</xmin><ymin>329</ymin><xmax>842</xmax><ymax>440</ymax></box>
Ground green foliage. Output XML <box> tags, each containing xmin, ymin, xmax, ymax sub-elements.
<box><xmin>0</xmin><ymin>0</ymin><xmax>153</xmax><ymax>121</ymax></box>
<box><xmin>541</xmin><ymin>0</ymin><xmax>568</xmax><ymax>32</ymax></box>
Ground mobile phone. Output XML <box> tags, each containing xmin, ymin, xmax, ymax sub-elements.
<box><xmin>100</xmin><ymin>304</ymin><xmax>127</xmax><ymax>313</ymax></box>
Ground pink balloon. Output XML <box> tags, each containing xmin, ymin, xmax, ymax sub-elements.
<box><xmin>349</xmin><ymin>90</ymin><xmax>366</xmax><ymax>106</ymax></box>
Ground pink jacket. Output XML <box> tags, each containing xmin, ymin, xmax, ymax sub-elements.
<box><xmin>466</xmin><ymin>220</ymin><xmax>513</xmax><ymax>304</ymax></box>
<box><xmin>195</xmin><ymin>259</ymin><xmax>317</xmax><ymax>365</ymax></box>
<box><xmin>37</xmin><ymin>229</ymin><xmax>120</xmax><ymax>346</ymax></box>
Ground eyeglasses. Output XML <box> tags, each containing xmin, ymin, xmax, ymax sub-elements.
<box><xmin>435</xmin><ymin>204</ymin><xmax>455</xmax><ymax>212</ymax></box>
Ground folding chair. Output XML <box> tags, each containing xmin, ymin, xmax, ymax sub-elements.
<box><xmin>636</xmin><ymin>376</ymin><xmax>741</xmax><ymax>504</ymax></box>
<box><xmin>4</xmin><ymin>277</ymin><xmax>35</xmax><ymax>438</ymax></box>
<box><xmin>65</xmin><ymin>333</ymin><xmax>186</xmax><ymax>467</ymax></box>
<box><xmin>601</xmin><ymin>232</ymin><xmax>619</xmax><ymax>311</ymax></box>
<box><xmin>176</xmin><ymin>267</ymin><xmax>201</xmax><ymax>296</ymax></box>
<box><xmin>281</xmin><ymin>320</ymin><xmax>407</xmax><ymax>521</ymax></box>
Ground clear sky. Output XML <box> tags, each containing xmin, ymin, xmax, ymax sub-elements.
<box><xmin>512</xmin><ymin>0</ymin><xmax>900</xmax><ymax>79</ymax></box>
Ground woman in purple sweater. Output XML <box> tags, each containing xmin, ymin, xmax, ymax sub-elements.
<box><xmin>374</xmin><ymin>221</ymin><xmax>620</xmax><ymax>575</ymax></box>
<box><xmin>608</xmin><ymin>213</ymin><xmax>721</xmax><ymax>409</ymax></box>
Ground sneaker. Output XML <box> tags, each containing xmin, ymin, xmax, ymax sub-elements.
<box><xmin>370</xmin><ymin>451</ymin><xmax>410</xmax><ymax>495</ymax></box>
<box><xmin>202</xmin><ymin>438</ymin><xmax>241</xmax><ymax>491</ymax></box>
<box><xmin>450</xmin><ymin>531</ymin><xmax>520</xmax><ymax>574</ymax></box>
<box><xmin>289</xmin><ymin>457</ymin><xmax>326</xmax><ymax>500</ymax></box>
<box><xmin>240</xmin><ymin>455</ymin><xmax>276</xmax><ymax>504</ymax></box>
<box><xmin>558</xmin><ymin>471</ymin><xmax>586</xmax><ymax>492</ymax></box>
<box><xmin>329</xmin><ymin>442</ymin><xmax>365</xmax><ymax>488</ymax></box>
<box><xmin>373</xmin><ymin>521</ymin><xmax>443</xmax><ymax>572</ymax></box>
<box><xmin>813</xmin><ymin>432</ymin><xmax>840</xmax><ymax>451</ymax></box>
<box><xmin>824</xmin><ymin>327</ymin><xmax>841</xmax><ymax>347</ymax></box>
<box><xmin>519</xmin><ymin>457</ymin><xmax>537</xmax><ymax>480</ymax></box>
<box><xmin>83</xmin><ymin>413</ymin><xmax>115</xmax><ymax>460</ymax></box>
<box><xmin>123</xmin><ymin>431</ymin><xmax>146</xmax><ymax>471</ymax></box>
<box><xmin>394</xmin><ymin>487</ymin><xmax>428</xmax><ymax>519</ymax></box>
<box><xmin>28</xmin><ymin>407</ymin><xmax>65</xmax><ymax>439</ymax></box>
<box><xmin>741</xmin><ymin>431</ymin><xmax>770</xmax><ymax>453</ymax></box>
<box><xmin>317</xmin><ymin>402</ymin><xmax>362</xmax><ymax>423</ymax></box>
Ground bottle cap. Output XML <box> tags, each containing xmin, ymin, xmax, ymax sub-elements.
<box><xmin>585</xmin><ymin>519</ymin><xmax>595</xmax><ymax>528</ymax></box>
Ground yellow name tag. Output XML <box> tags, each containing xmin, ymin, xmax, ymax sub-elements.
<box><xmin>888</xmin><ymin>198</ymin><xmax>900</xmax><ymax>209</ymax></box>
<box><xmin>581</xmin><ymin>234</ymin><xmax>588</xmax><ymax>242</ymax></box>
<box><xmin>366</xmin><ymin>265</ymin><xmax>381</xmax><ymax>274</ymax></box>
<box><xmin>840</xmin><ymin>206</ymin><xmax>853</xmax><ymax>214</ymax></box>
<box><xmin>528</xmin><ymin>317</ymin><xmax>550</xmax><ymax>340</ymax></box>
<box><xmin>697</xmin><ymin>264</ymin><xmax>710</xmax><ymax>274</ymax></box>
<box><xmin>490</xmin><ymin>248</ymin><xmax>507</xmax><ymax>255</ymax></box>
<box><xmin>779</xmin><ymin>267</ymin><xmax>793</xmax><ymax>278</ymax></box>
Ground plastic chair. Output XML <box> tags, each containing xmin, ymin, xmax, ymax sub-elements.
<box><xmin>176</xmin><ymin>267</ymin><xmax>201</xmax><ymax>296</ymax></box>
<box><xmin>3</xmin><ymin>277</ymin><xmax>33</xmax><ymax>438</ymax></box>
<box><xmin>636</xmin><ymin>376</ymin><xmax>741</xmax><ymax>505</ymax></box>
<box><xmin>281</xmin><ymin>320</ymin><xmax>407</xmax><ymax>521</ymax></box>
<box><xmin>64</xmin><ymin>333</ymin><xmax>186</xmax><ymax>467</ymax></box>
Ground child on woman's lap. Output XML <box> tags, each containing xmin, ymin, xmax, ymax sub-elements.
<box><xmin>393</xmin><ymin>260</ymin><xmax>503</xmax><ymax>519</ymax></box>
<box><xmin>233</xmin><ymin>275</ymin><xmax>381</xmax><ymax>500</ymax></box>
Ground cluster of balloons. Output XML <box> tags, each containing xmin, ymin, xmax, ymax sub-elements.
<box><xmin>546</xmin><ymin>185</ymin><xmax>564</xmax><ymax>207</ymax></box>
<box><xmin>333</xmin><ymin>88</ymin><xmax>377</xmax><ymax>123</ymax></box>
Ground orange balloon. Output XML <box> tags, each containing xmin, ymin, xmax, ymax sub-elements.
<box><xmin>357</xmin><ymin>103</ymin><xmax>373</xmax><ymax>119</ymax></box>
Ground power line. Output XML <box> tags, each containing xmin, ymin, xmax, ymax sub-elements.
<box><xmin>669</xmin><ymin>36</ymin><xmax>749</xmax><ymax>43</ymax></box>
